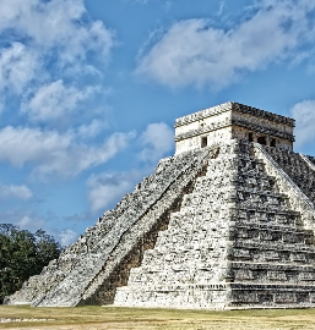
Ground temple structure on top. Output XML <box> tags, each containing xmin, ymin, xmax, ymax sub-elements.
<box><xmin>5</xmin><ymin>102</ymin><xmax>315</xmax><ymax>310</ymax></box>
<box><xmin>175</xmin><ymin>102</ymin><xmax>295</xmax><ymax>154</ymax></box>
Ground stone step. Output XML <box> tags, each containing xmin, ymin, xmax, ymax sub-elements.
<box><xmin>127</xmin><ymin>264</ymin><xmax>315</xmax><ymax>289</ymax></box>
<box><xmin>234</xmin><ymin>220</ymin><xmax>303</xmax><ymax>230</ymax></box>
<box><xmin>264</xmin><ymin>147</ymin><xmax>315</xmax><ymax>205</ymax></box>
<box><xmin>115</xmin><ymin>283</ymin><xmax>315</xmax><ymax>309</ymax></box>
<box><xmin>137</xmin><ymin>243</ymin><xmax>315</xmax><ymax>269</ymax></box>
<box><xmin>167</xmin><ymin>207</ymin><xmax>302</xmax><ymax>227</ymax></box>
<box><xmin>194</xmin><ymin>175</ymin><xmax>238</xmax><ymax>188</ymax></box>
<box><xmin>114</xmin><ymin>285</ymin><xmax>230</xmax><ymax>309</ymax></box>
<box><xmin>235</xmin><ymin>208</ymin><xmax>301</xmax><ymax>225</ymax></box>
<box><xmin>168</xmin><ymin>208</ymin><xmax>301</xmax><ymax>227</ymax></box>
<box><xmin>234</xmin><ymin>217</ymin><xmax>302</xmax><ymax>227</ymax></box>
<box><xmin>233</xmin><ymin>206</ymin><xmax>300</xmax><ymax>217</ymax></box>
<box><xmin>231</xmin><ymin>247</ymin><xmax>315</xmax><ymax>263</ymax></box>
<box><xmin>229</xmin><ymin>283</ymin><xmax>315</xmax><ymax>306</ymax></box>
<box><xmin>154</xmin><ymin>222</ymin><xmax>310</xmax><ymax>246</ymax></box>
<box><xmin>231</xmin><ymin>261</ymin><xmax>315</xmax><ymax>272</ymax></box>
<box><xmin>234</xmin><ymin>240</ymin><xmax>315</xmax><ymax>252</ymax></box>
<box><xmin>236</xmin><ymin>192</ymin><xmax>289</xmax><ymax>205</ymax></box>
<box><xmin>153</xmin><ymin>237</ymin><xmax>229</xmax><ymax>254</ymax></box>
<box><xmin>180</xmin><ymin>191</ymin><xmax>289</xmax><ymax>209</ymax></box>
<box><xmin>232</xmin><ymin>223</ymin><xmax>313</xmax><ymax>239</ymax></box>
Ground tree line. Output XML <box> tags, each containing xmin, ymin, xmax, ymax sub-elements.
<box><xmin>0</xmin><ymin>224</ymin><xmax>61</xmax><ymax>304</ymax></box>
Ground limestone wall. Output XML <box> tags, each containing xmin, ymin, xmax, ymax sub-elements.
<box><xmin>175</xmin><ymin>102</ymin><xmax>294</xmax><ymax>154</ymax></box>
<box><xmin>175</xmin><ymin>126</ymin><xmax>231</xmax><ymax>154</ymax></box>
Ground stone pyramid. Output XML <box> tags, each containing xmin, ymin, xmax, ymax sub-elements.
<box><xmin>6</xmin><ymin>102</ymin><xmax>315</xmax><ymax>309</ymax></box>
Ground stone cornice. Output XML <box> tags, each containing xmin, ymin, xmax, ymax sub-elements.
<box><xmin>175</xmin><ymin>118</ymin><xmax>295</xmax><ymax>142</ymax></box>
<box><xmin>175</xmin><ymin>102</ymin><xmax>232</xmax><ymax>128</ymax></box>
<box><xmin>233</xmin><ymin>119</ymin><xmax>295</xmax><ymax>142</ymax></box>
<box><xmin>174</xmin><ymin>102</ymin><xmax>295</xmax><ymax>128</ymax></box>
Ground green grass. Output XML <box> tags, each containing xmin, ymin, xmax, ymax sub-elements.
<box><xmin>1</xmin><ymin>305</ymin><xmax>315</xmax><ymax>329</ymax></box>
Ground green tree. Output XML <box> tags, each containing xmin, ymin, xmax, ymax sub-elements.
<box><xmin>0</xmin><ymin>224</ymin><xmax>61</xmax><ymax>303</ymax></box>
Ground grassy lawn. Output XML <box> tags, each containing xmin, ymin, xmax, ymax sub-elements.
<box><xmin>1</xmin><ymin>305</ymin><xmax>315</xmax><ymax>329</ymax></box>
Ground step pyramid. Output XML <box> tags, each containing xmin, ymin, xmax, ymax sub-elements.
<box><xmin>5</xmin><ymin>102</ymin><xmax>315</xmax><ymax>309</ymax></box>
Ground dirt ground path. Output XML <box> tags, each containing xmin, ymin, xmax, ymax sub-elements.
<box><xmin>2</xmin><ymin>305</ymin><xmax>315</xmax><ymax>330</ymax></box>
<box><xmin>5</xmin><ymin>321</ymin><xmax>315</xmax><ymax>330</ymax></box>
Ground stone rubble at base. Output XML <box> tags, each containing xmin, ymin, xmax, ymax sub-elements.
<box><xmin>5</xmin><ymin>102</ymin><xmax>315</xmax><ymax>309</ymax></box>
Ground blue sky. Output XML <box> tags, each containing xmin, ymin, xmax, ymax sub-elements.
<box><xmin>1</xmin><ymin>0</ymin><xmax>315</xmax><ymax>245</ymax></box>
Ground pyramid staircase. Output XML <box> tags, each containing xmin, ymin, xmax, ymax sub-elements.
<box><xmin>6</xmin><ymin>140</ymin><xmax>315</xmax><ymax>309</ymax></box>
<box><xmin>263</xmin><ymin>146</ymin><xmax>315</xmax><ymax>205</ymax></box>
<box><xmin>114</xmin><ymin>141</ymin><xmax>315</xmax><ymax>309</ymax></box>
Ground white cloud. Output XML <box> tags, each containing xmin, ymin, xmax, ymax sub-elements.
<box><xmin>0</xmin><ymin>0</ymin><xmax>115</xmax><ymax>116</ymax></box>
<box><xmin>291</xmin><ymin>99</ymin><xmax>315</xmax><ymax>147</ymax></box>
<box><xmin>217</xmin><ymin>1</ymin><xmax>225</xmax><ymax>16</ymax></box>
<box><xmin>0</xmin><ymin>126</ymin><xmax>136</xmax><ymax>178</ymax></box>
<box><xmin>0</xmin><ymin>210</ymin><xmax>46</xmax><ymax>233</ymax></box>
<box><xmin>23</xmin><ymin>80</ymin><xmax>100</xmax><ymax>123</ymax></box>
<box><xmin>0</xmin><ymin>42</ymin><xmax>39</xmax><ymax>94</ymax></box>
<box><xmin>140</xmin><ymin>122</ymin><xmax>174</xmax><ymax>162</ymax></box>
<box><xmin>0</xmin><ymin>0</ymin><xmax>114</xmax><ymax>63</ymax></box>
<box><xmin>0</xmin><ymin>183</ymin><xmax>33</xmax><ymax>200</ymax></box>
<box><xmin>87</xmin><ymin>170</ymin><xmax>145</xmax><ymax>212</ymax></box>
<box><xmin>17</xmin><ymin>215</ymin><xmax>45</xmax><ymax>231</ymax></box>
<box><xmin>137</xmin><ymin>0</ymin><xmax>315</xmax><ymax>89</ymax></box>
<box><xmin>59</xmin><ymin>228</ymin><xmax>77</xmax><ymax>246</ymax></box>
<box><xmin>76</xmin><ymin>119</ymin><xmax>109</xmax><ymax>140</ymax></box>
<box><xmin>86</xmin><ymin>123</ymin><xmax>173</xmax><ymax>213</ymax></box>
<box><xmin>0</xmin><ymin>209</ymin><xmax>76</xmax><ymax>245</ymax></box>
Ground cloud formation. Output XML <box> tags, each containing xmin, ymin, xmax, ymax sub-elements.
<box><xmin>0</xmin><ymin>42</ymin><xmax>39</xmax><ymax>95</ymax></box>
<box><xmin>140</xmin><ymin>122</ymin><xmax>174</xmax><ymax>162</ymax></box>
<box><xmin>0</xmin><ymin>210</ymin><xmax>46</xmax><ymax>233</ymax></box>
<box><xmin>23</xmin><ymin>80</ymin><xmax>100</xmax><ymax>123</ymax></box>
<box><xmin>0</xmin><ymin>0</ymin><xmax>114</xmax><ymax>63</ymax></box>
<box><xmin>59</xmin><ymin>229</ymin><xmax>77</xmax><ymax>247</ymax></box>
<box><xmin>86</xmin><ymin>122</ymin><xmax>174</xmax><ymax>213</ymax></box>
<box><xmin>87</xmin><ymin>170</ymin><xmax>145</xmax><ymax>212</ymax></box>
<box><xmin>0</xmin><ymin>126</ymin><xmax>136</xmax><ymax>178</ymax></box>
<box><xmin>291</xmin><ymin>99</ymin><xmax>315</xmax><ymax>147</ymax></box>
<box><xmin>0</xmin><ymin>0</ymin><xmax>115</xmax><ymax>121</ymax></box>
<box><xmin>76</xmin><ymin>119</ymin><xmax>109</xmax><ymax>140</ymax></box>
<box><xmin>137</xmin><ymin>0</ymin><xmax>315</xmax><ymax>89</ymax></box>
<box><xmin>0</xmin><ymin>183</ymin><xmax>33</xmax><ymax>200</ymax></box>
